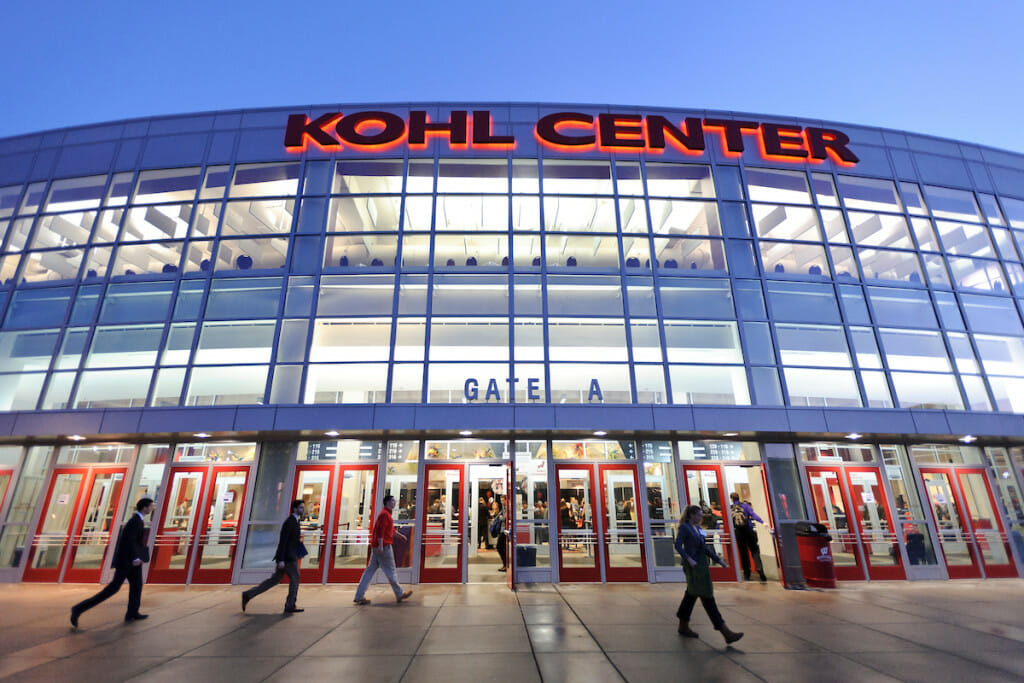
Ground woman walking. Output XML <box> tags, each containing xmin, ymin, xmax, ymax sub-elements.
<box><xmin>674</xmin><ymin>504</ymin><xmax>744</xmax><ymax>644</ymax></box>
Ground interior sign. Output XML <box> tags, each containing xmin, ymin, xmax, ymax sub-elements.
<box><xmin>284</xmin><ymin>110</ymin><xmax>859</xmax><ymax>166</ymax></box>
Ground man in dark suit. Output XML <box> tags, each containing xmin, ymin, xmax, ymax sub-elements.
<box><xmin>241</xmin><ymin>499</ymin><xmax>305</xmax><ymax>614</ymax></box>
<box><xmin>70</xmin><ymin>497</ymin><xmax>155</xmax><ymax>628</ymax></box>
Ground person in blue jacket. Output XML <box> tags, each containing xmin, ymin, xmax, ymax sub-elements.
<box><xmin>674</xmin><ymin>504</ymin><xmax>744</xmax><ymax>643</ymax></box>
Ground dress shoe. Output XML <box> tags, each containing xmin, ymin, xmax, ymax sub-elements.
<box><xmin>498</xmin><ymin>566</ymin><xmax>507</xmax><ymax>572</ymax></box>
<box><xmin>70</xmin><ymin>608</ymin><xmax>80</xmax><ymax>629</ymax></box>
<box><xmin>397</xmin><ymin>590</ymin><xmax>413</xmax><ymax>603</ymax></box>
<box><xmin>283</xmin><ymin>606</ymin><xmax>304</xmax><ymax>613</ymax></box>
<box><xmin>759</xmin><ymin>571</ymin><xmax>767</xmax><ymax>582</ymax></box>
<box><xmin>717</xmin><ymin>624</ymin><xmax>744</xmax><ymax>644</ymax></box>
<box><xmin>125</xmin><ymin>614</ymin><xmax>149</xmax><ymax>622</ymax></box>
<box><xmin>353</xmin><ymin>597</ymin><xmax>370</xmax><ymax>605</ymax></box>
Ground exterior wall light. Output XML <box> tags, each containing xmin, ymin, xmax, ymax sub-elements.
<box><xmin>593</xmin><ymin>430</ymin><xmax>607</xmax><ymax>436</ymax></box>
<box><xmin>68</xmin><ymin>435</ymin><xmax>86</xmax><ymax>441</ymax></box>
<box><xmin>194</xmin><ymin>432</ymin><xmax>211</xmax><ymax>438</ymax></box>
<box><xmin>959</xmin><ymin>435</ymin><xmax>977</xmax><ymax>443</ymax></box>
<box><xmin>325</xmin><ymin>431</ymin><xmax>340</xmax><ymax>437</ymax></box>
<box><xmin>846</xmin><ymin>433</ymin><xmax>862</xmax><ymax>440</ymax></box>
<box><xmin>459</xmin><ymin>430</ymin><xmax>473</xmax><ymax>436</ymax></box>
<box><xmin>722</xmin><ymin>432</ymin><xmax>739</xmax><ymax>437</ymax></box>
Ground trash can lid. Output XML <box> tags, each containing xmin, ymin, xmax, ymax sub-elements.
<box><xmin>794</xmin><ymin>521</ymin><xmax>829</xmax><ymax>535</ymax></box>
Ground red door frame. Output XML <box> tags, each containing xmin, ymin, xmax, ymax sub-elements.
<box><xmin>598</xmin><ymin>463</ymin><xmax>648</xmax><ymax>581</ymax></box>
<box><xmin>919</xmin><ymin>467</ymin><xmax>982</xmax><ymax>579</ymax></box>
<box><xmin>805</xmin><ymin>465</ymin><xmax>866</xmax><ymax>581</ymax></box>
<box><xmin>0</xmin><ymin>468</ymin><xmax>14</xmax><ymax>513</ymax></box>
<box><xmin>554</xmin><ymin>463</ymin><xmax>601</xmax><ymax>582</ymax></box>
<box><xmin>956</xmin><ymin>468</ymin><xmax>1018</xmax><ymax>578</ymax></box>
<box><xmin>62</xmin><ymin>468</ymin><xmax>128</xmax><ymax>583</ymax></box>
<box><xmin>190</xmin><ymin>466</ymin><xmax>250</xmax><ymax>584</ymax></box>
<box><xmin>291</xmin><ymin>464</ymin><xmax>334</xmax><ymax>583</ymax></box>
<box><xmin>506</xmin><ymin>464</ymin><xmax>515</xmax><ymax>589</ymax></box>
<box><xmin>419</xmin><ymin>464</ymin><xmax>463</xmax><ymax>583</ymax></box>
<box><xmin>843</xmin><ymin>466</ymin><xmax>905</xmax><ymax>580</ymax></box>
<box><xmin>681</xmin><ymin>464</ymin><xmax>736</xmax><ymax>583</ymax></box>
<box><xmin>149</xmin><ymin>466</ymin><xmax>208</xmax><ymax>583</ymax></box>
<box><xmin>23</xmin><ymin>467</ymin><xmax>92</xmax><ymax>582</ymax></box>
<box><xmin>327</xmin><ymin>464</ymin><xmax>378</xmax><ymax>583</ymax></box>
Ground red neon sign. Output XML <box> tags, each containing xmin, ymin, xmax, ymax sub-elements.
<box><xmin>284</xmin><ymin>109</ymin><xmax>859</xmax><ymax>166</ymax></box>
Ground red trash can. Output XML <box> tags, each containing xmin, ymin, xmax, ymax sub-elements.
<box><xmin>795</xmin><ymin>521</ymin><xmax>836</xmax><ymax>588</ymax></box>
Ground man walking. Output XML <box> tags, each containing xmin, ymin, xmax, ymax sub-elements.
<box><xmin>730</xmin><ymin>492</ymin><xmax>767</xmax><ymax>582</ymax></box>
<box><xmin>242</xmin><ymin>499</ymin><xmax>306</xmax><ymax>614</ymax></box>
<box><xmin>71</xmin><ymin>498</ymin><xmax>155</xmax><ymax>628</ymax></box>
<box><xmin>353</xmin><ymin>494</ymin><xmax>413</xmax><ymax>605</ymax></box>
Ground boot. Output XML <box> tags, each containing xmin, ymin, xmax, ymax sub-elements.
<box><xmin>677</xmin><ymin>618</ymin><xmax>699</xmax><ymax>638</ymax></box>
<box><xmin>743</xmin><ymin>571</ymin><xmax>751</xmax><ymax>581</ymax></box>
<box><xmin>717</xmin><ymin>624</ymin><xmax>744</xmax><ymax>644</ymax></box>
<box><xmin>758</xmin><ymin>570</ymin><xmax>767</xmax><ymax>582</ymax></box>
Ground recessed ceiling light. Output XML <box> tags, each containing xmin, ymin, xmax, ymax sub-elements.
<box><xmin>459</xmin><ymin>430</ymin><xmax>473</xmax><ymax>436</ymax></box>
<box><xmin>194</xmin><ymin>432</ymin><xmax>211</xmax><ymax>438</ymax></box>
<box><xmin>68</xmin><ymin>434</ymin><xmax>86</xmax><ymax>441</ymax></box>
<box><xmin>959</xmin><ymin>434</ymin><xmax>976</xmax><ymax>443</ymax></box>
<box><xmin>325</xmin><ymin>430</ymin><xmax>340</xmax><ymax>437</ymax></box>
<box><xmin>846</xmin><ymin>433</ymin><xmax>862</xmax><ymax>440</ymax></box>
<box><xmin>722</xmin><ymin>432</ymin><xmax>738</xmax><ymax>437</ymax></box>
<box><xmin>593</xmin><ymin>430</ymin><xmax>607</xmax><ymax>436</ymax></box>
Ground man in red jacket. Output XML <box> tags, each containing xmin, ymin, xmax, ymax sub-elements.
<box><xmin>353</xmin><ymin>495</ymin><xmax>413</xmax><ymax>605</ymax></box>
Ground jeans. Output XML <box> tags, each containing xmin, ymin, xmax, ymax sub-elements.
<box><xmin>72</xmin><ymin>564</ymin><xmax>143</xmax><ymax>619</ymax></box>
<box><xmin>677</xmin><ymin>592</ymin><xmax>724</xmax><ymax>629</ymax></box>
<box><xmin>243</xmin><ymin>561</ymin><xmax>300</xmax><ymax>610</ymax></box>
<box><xmin>355</xmin><ymin>546</ymin><xmax>404</xmax><ymax>600</ymax></box>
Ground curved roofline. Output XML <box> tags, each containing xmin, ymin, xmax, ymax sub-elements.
<box><xmin>2</xmin><ymin>101</ymin><xmax>1022</xmax><ymax>163</ymax></box>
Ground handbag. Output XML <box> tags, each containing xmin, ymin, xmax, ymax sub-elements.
<box><xmin>489</xmin><ymin>513</ymin><xmax>504</xmax><ymax>536</ymax></box>
<box><xmin>297</xmin><ymin>542</ymin><xmax>309</xmax><ymax>559</ymax></box>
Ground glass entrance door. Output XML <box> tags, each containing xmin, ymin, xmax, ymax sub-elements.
<box><xmin>921</xmin><ymin>469</ymin><xmax>978</xmax><ymax>578</ymax></box>
<box><xmin>682</xmin><ymin>465</ymin><xmax>735</xmax><ymax>582</ymax></box>
<box><xmin>419</xmin><ymin>464</ymin><xmax>462</xmax><ymax>582</ymax></box>
<box><xmin>292</xmin><ymin>465</ymin><xmax>333</xmax><ymax>582</ymax></box>
<box><xmin>599</xmin><ymin>464</ymin><xmax>647</xmax><ymax>581</ymax></box>
<box><xmin>806</xmin><ymin>466</ymin><xmax>865</xmax><ymax>580</ymax></box>
<box><xmin>0</xmin><ymin>469</ymin><xmax>13</xmax><ymax>512</ymax></box>
<box><xmin>328</xmin><ymin>466</ymin><xmax>376</xmax><ymax>582</ymax></box>
<box><xmin>957</xmin><ymin>469</ymin><xmax>1017</xmax><ymax>577</ymax></box>
<box><xmin>191</xmin><ymin>467</ymin><xmax>248</xmax><ymax>583</ymax></box>
<box><xmin>555</xmin><ymin>465</ymin><xmax>600</xmax><ymax>582</ymax></box>
<box><xmin>844</xmin><ymin>467</ymin><xmax>904</xmax><ymax>580</ymax></box>
<box><xmin>150</xmin><ymin>468</ymin><xmax>205</xmax><ymax>582</ymax></box>
<box><xmin>23</xmin><ymin>466</ymin><xmax>128</xmax><ymax>582</ymax></box>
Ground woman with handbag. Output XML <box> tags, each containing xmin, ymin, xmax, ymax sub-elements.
<box><xmin>674</xmin><ymin>504</ymin><xmax>744</xmax><ymax>644</ymax></box>
<box><xmin>490</xmin><ymin>500</ymin><xmax>508</xmax><ymax>572</ymax></box>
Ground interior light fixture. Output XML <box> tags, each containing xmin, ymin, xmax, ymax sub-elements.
<box><xmin>846</xmin><ymin>433</ymin><xmax>862</xmax><ymax>440</ymax></box>
<box><xmin>194</xmin><ymin>432</ymin><xmax>211</xmax><ymax>439</ymax></box>
<box><xmin>325</xmin><ymin>430</ymin><xmax>340</xmax><ymax>437</ymax></box>
<box><xmin>459</xmin><ymin>430</ymin><xmax>473</xmax><ymax>436</ymax></box>
<box><xmin>593</xmin><ymin>430</ymin><xmax>607</xmax><ymax>436</ymax></box>
<box><xmin>959</xmin><ymin>434</ymin><xmax>976</xmax><ymax>443</ymax></box>
<box><xmin>68</xmin><ymin>434</ymin><xmax>86</xmax><ymax>441</ymax></box>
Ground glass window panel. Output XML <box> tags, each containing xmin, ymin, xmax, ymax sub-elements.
<box><xmin>405</xmin><ymin>159</ymin><xmax>434</xmax><ymax>194</ymax></box>
<box><xmin>921</xmin><ymin>253</ymin><xmax>952</xmax><ymax>288</ymax></box>
<box><xmin>428</xmin><ymin>362</ymin><xmax>512</xmax><ymax>403</ymax></box>
<box><xmin>923</xmin><ymin>185</ymin><xmax>982</xmax><ymax>223</ymax></box>
<box><xmin>437</xmin><ymin>159</ymin><xmax>508</xmax><ymax>193</ymax></box>
<box><xmin>1006</xmin><ymin>262</ymin><xmax>1024</xmax><ymax>296</ymax></box>
<box><xmin>615</xmin><ymin>160</ymin><xmax>644</xmax><ymax>196</ymax></box>
<box><xmin>190</xmin><ymin>202</ymin><xmax>220</xmax><ymax>238</ymax></box>
<box><xmin>629</xmin><ymin>320</ymin><xmax>663</xmax><ymax>362</ymax></box>
<box><xmin>784</xmin><ymin>367</ymin><xmax>861</xmax><ymax>407</ymax></box>
<box><xmin>92</xmin><ymin>210</ymin><xmax>125</xmax><ymax>245</ymax></box>
<box><xmin>276</xmin><ymin>320</ymin><xmax>308</xmax><ymax>363</ymax></box>
<box><xmin>626</xmin><ymin>277</ymin><xmax>657</xmax><ymax>317</ymax></box>
<box><xmin>304</xmin><ymin>363</ymin><xmax>388</xmax><ymax>403</ymax></box>
<box><xmin>0</xmin><ymin>329</ymin><xmax>58</xmax><ymax>372</ymax></box>
<box><xmin>960</xmin><ymin>293</ymin><xmax>1023</xmax><ymax>335</ymax></box>
<box><xmin>649</xmin><ymin>200</ymin><xmax>721</xmax><ymax>236</ymax></box>
<box><xmin>878</xmin><ymin>328</ymin><xmax>951</xmax><ymax>372</ymax></box>
<box><xmin>512</xmin><ymin>362</ymin><xmax>545</xmax><ymax>402</ymax></box>
<box><xmin>752</xmin><ymin>204</ymin><xmax>820</xmax><ymax>241</ymax></box>
<box><xmin>645</xmin><ymin>163</ymin><xmax>714</xmax><ymax>198</ymax></box>
<box><xmin>437</xmin><ymin>195</ymin><xmax>509</xmax><ymax>231</ymax></box>
<box><xmin>718</xmin><ymin>201</ymin><xmax>750</xmax><ymax>238</ymax></box>
<box><xmin>229</xmin><ymin>163</ymin><xmax>300</xmax><ymax>198</ymax></box>
<box><xmin>744</xmin><ymin>168</ymin><xmax>810</xmax><ymax>204</ymax></box>
<box><xmin>974</xmin><ymin>334</ymin><xmax>1024</xmax><ymax>377</ymax></box>
<box><xmin>662</xmin><ymin>321</ymin><xmax>741</xmax><ymax>363</ymax></box>
<box><xmin>858</xmin><ymin>247</ymin><xmax>923</xmax><ymax>283</ymax></box>
<box><xmin>396</xmin><ymin>275</ymin><xmax>427</xmax><ymax>314</ymax></box>
<box><xmin>0</xmin><ymin>372</ymin><xmax>44</xmax><ymax>410</ymax></box>
<box><xmin>990</xmin><ymin>228</ymin><xmax>1018</xmax><ymax>260</ymax></box>
<box><xmin>622</xmin><ymin>234</ymin><xmax>651</xmax><ymax>270</ymax></box>
<box><xmin>205</xmin><ymin>277</ymin><xmax>281</xmax><ymax>319</ymax></box>
<box><xmin>328</xmin><ymin>195</ymin><xmax>401</xmax><ymax>232</ymax></box>
<box><xmin>547</xmin><ymin>319</ymin><xmax>627</xmax><ymax>362</ymax></box>
<box><xmin>45</xmin><ymin>176</ymin><xmax>106</xmax><ymax>213</ymax></box>
<box><xmin>20</xmin><ymin>248</ymin><xmax>84</xmax><ymax>283</ymax></box>
<box><xmin>750</xmin><ymin>366</ymin><xmax>784</xmax><ymax>405</ymax></box>
<box><xmin>329</xmin><ymin>233</ymin><xmax>399</xmax><ymax>268</ymax></box>
<box><xmin>4</xmin><ymin>217</ymin><xmax>33</xmax><ymax>252</ymax></box>
<box><xmin>96</xmin><ymin>281</ymin><xmax>172</xmax><ymax>323</ymax></box>
<box><xmin>198</xmin><ymin>164</ymin><xmax>229</xmax><ymax>200</ymax></box>
<box><xmin>978</xmin><ymin>194</ymin><xmax>1005</xmax><ymax>226</ymax></box>
<box><xmin>111</xmin><ymin>241</ymin><xmax>183</xmax><ymax>276</ymax></box>
<box><xmin>668</xmin><ymin>365</ymin><xmax>749</xmax><ymax>405</ymax></box>
<box><xmin>866</xmin><ymin>287</ymin><xmax>936</xmax><ymax>328</ymax></box>
<box><xmin>333</xmin><ymin>160</ymin><xmax>404</xmax><ymax>194</ymax></box>
<box><xmin>161</xmin><ymin>322</ymin><xmax>195</xmax><ymax>365</ymax></box>
<box><xmin>653</xmin><ymin>236</ymin><xmax>727</xmax><ymax>272</ymax></box>
<box><xmin>318</xmin><ymin>275</ymin><xmax>394</xmax><ymax>316</ymax></box>
<box><xmin>56</xmin><ymin>327</ymin><xmax>88</xmax><ymax>369</ymax></box>
<box><xmin>830</xmin><ymin>245</ymin><xmax>859</xmax><ymax>280</ymax></box>
<box><xmin>899</xmin><ymin>182</ymin><xmax>928</xmax><ymax>215</ymax></box>
<box><xmin>910</xmin><ymin>217</ymin><xmax>940</xmax><ymax>251</ymax></box>
<box><xmin>811</xmin><ymin>173</ymin><xmax>839</xmax><ymax>207</ymax></box>
<box><xmin>714</xmin><ymin>166</ymin><xmax>743</xmax><ymax>200</ymax></box>
<box><xmin>543</xmin><ymin>234</ymin><xmax>620</xmax><ymax>270</ymax></box>
<box><xmin>734</xmin><ymin>279</ymin><xmax>766</xmax><ymax>319</ymax></box>
<box><xmin>512</xmin><ymin>159</ymin><xmax>539</xmax><ymax>194</ymax></box>
<box><xmin>513</xmin><ymin>275</ymin><xmax>543</xmax><ymax>315</ymax></box>
<box><xmin>660</xmin><ymin>278</ymin><xmax>733</xmax><ymax>319</ymax></box>
<box><xmin>542</xmin><ymin>160</ymin><xmax>613</xmax><ymax>195</ymax></box>
<box><xmin>429</xmin><ymin>318</ymin><xmax>509</xmax><ymax>361</ymax></box>
<box><xmin>546</xmin><ymin>276</ymin><xmax>623</xmax><ymax>316</ymax></box>
<box><xmin>195</xmin><ymin>321</ymin><xmax>275</xmax><ymax>364</ymax></box>
<box><xmin>86</xmin><ymin>324</ymin><xmax>163</xmax><ymax>368</ymax></box>
<box><xmin>218</xmin><ymin>199</ymin><xmax>293</xmax><ymax>238</ymax></box>
<box><xmin>4</xmin><ymin>287</ymin><xmax>72</xmax><ymax>329</ymax></box>
<box><xmin>0</xmin><ymin>185</ymin><xmax>22</xmax><ymax>219</ymax></box>
<box><xmin>431</xmin><ymin>274</ymin><xmax>508</xmax><ymax>314</ymax></box>
<box><xmin>100</xmin><ymin>172</ymin><xmax>132</xmax><ymax>208</ymax></box>
<box><xmin>890</xmin><ymin>372</ymin><xmax>964</xmax><ymax>409</ymax></box>
<box><xmin>186</xmin><ymin>365</ymin><xmax>268</xmax><ymax>405</ymax></box>
<box><xmin>931</xmin><ymin>291</ymin><xmax>964</xmax><ymax>330</ymax></box>
<box><xmin>41</xmin><ymin>371</ymin><xmax>75</xmax><ymax>409</ymax></box>
<box><xmin>760</xmin><ymin>240</ymin><xmax>828</xmax><ymax>276</ymax></box>
<box><xmin>776</xmin><ymin>324</ymin><xmax>852</xmax><ymax>367</ymax></box>
<box><xmin>849</xmin><ymin>327</ymin><xmax>882</xmax><ymax>368</ymax></box>
<box><xmin>18</xmin><ymin>182</ymin><xmax>45</xmax><ymax>214</ymax></box>
<box><xmin>213</xmin><ymin>236</ymin><xmax>288</xmax><ymax>271</ymax></box>
<box><xmin>514</xmin><ymin>318</ymin><xmax>545</xmax><ymax>361</ymax></box>
<box><xmin>307</xmin><ymin>319</ymin><xmax>391</xmax><ymax>362</ymax></box>
<box><xmin>511</xmin><ymin>196</ymin><xmax>540</xmax><ymax>232</ymax></box>
<box><xmin>511</xmin><ymin>233</ymin><xmax>542</xmax><ymax>269</ymax></box>
<box><xmin>393</xmin><ymin>318</ymin><xmax>425</xmax><ymax>360</ymax></box>
<box><xmin>820</xmin><ymin>209</ymin><xmax>848</xmax><ymax>243</ymax></box>
<box><xmin>988</xmin><ymin>376</ymin><xmax>1024</xmax><ymax>412</ymax></box>
<box><xmin>935</xmin><ymin>220</ymin><xmax>995</xmax><ymax>258</ymax></box>
<box><xmin>741</xmin><ymin>321</ymin><xmax>774</xmax><ymax>364</ymax></box>
<box><xmin>433</xmin><ymin>233</ymin><xmax>507</xmax><ymax>268</ymax></box>
<box><xmin>860</xmin><ymin>370</ymin><xmax>893</xmax><ymax>408</ymax></box>
<box><xmin>183</xmin><ymin>240</ymin><xmax>213</xmax><ymax>273</ymax></box>
<box><xmin>946</xmin><ymin>332</ymin><xmax>979</xmax><ymax>373</ymax></box>
<box><xmin>849</xmin><ymin>212</ymin><xmax>913</xmax><ymax>249</ymax></box>
<box><xmin>766</xmin><ymin>281</ymin><xmax>840</xmax><ymax>323</ymax></box>
<box><xmin>120</xmin><ymin>203</ymin><xmax>191</xmax><ymax>241</ymax></box>
<box><xmin>947</xmin><ymin>257</ymin><xmax>1006</xmax><ymax>292</ymax></box>
<box><xmin>74</xmin><ymin>368</ymin><xmax>152</xmax><ymax>408</ymax></box>
<box><xmin>150</xmin><ymin>367</ymin><xmax>185</xmax><ymax>406</ymax></box>
<box><xmin>960</xmin><ymin>375</ymin><xmax>992</xmax><ymax>411</ymax></box>
<box><xmin>30</xmin><ymin>213</ymin><xmax>95</xmax><ymax>249</ymax></box>
<box><xmin>543</xmin><ymin>196</ymin><xmax>616</xmax><ymax>232</ymax></box>
<box><xmin>837</xmin><ymin>176</ymin><xmax>901</xmax><ymax>212</ymax></box>
<box><xmin>1002</xmin><ymin>197</ymin><xmax>1024</xmax><ymax>229</ymax></box>
<box><xmin>133</xmin><ymin>168</ymin><xmax>200</xmax><ymax>204</ymax></box>
<box><xmin>549</xmin><ymin>363</ymin><xmax>631</xmax><ymax>403</ymax></box>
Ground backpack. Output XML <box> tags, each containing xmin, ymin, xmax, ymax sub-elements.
<box><xmin>731</xmin><ymin>502</ymin><xmax>751</xmax><ymax>529</ymax></box>
<box><xmin>489</xmin><ymin>512</ymin><xmax>504</xmax><ymax>536</ymax></box>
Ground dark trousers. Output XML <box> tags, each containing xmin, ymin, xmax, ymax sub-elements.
<box><xmin>496</xmin><ymin>532</ymin><xmax>508</xmax><ymax>568</ymax></box>
<box><xmin>677</xmin><ymin>592</ymin><xmax>724</xmax><ymax>629</ymax></box>
<box><xmin>243</xmin><ymin>561</ymin><xmax>299</xmax><ymax>609</ymax></box>
<box><xmin>73</xmin><ymin>565</ymin><xmax>143</xmax><ymax>619</ymax></box>
<box><xmin>735</xmin><ymin>526</ymin><xmax>764</xmax><ymax>577</ymax></box>
<box><xmin>478</xmin><ymin>519</ymin><xmax>490</xmax><ymax>548</ymax></box>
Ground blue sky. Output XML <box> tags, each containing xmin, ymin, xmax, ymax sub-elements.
<box><xmin>2</xmin><ymin>1</ymin><xmax>1023</xmax><ymax>153</ymax></box>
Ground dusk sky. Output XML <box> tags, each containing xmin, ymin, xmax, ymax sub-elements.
<box><xmin>2</xmin><ymin>1</ymin><xmax>1022</xmax><ymax>152</ymax></box>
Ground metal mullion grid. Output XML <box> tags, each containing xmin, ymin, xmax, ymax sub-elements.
<box><xmin>419</xmin><ymin>155</ymin><xmax>439</xmax><ymax>404</ymax></box>
<box><xmin>502</xmin><ymin>156</ymin><xmax>516</xmax><ymax>403</ymax></box>
<box><xmin>609</xmin><ymin>156</ymin><xmax>638</xmax><ymax>405</ymax></box>
<box><xmin>383</xmin><ymin>154</ymin><xmax>411</xmax><ymax>404</ymax></box>
<box><xmin>636</xmin><ymin>157</ymin><xmax>672</xmax><ymax>406</ymax></box>
<box><xmin>0</xmin><ymin>180</ymin><xmax>34</xmax><ymax>327</ymax></box>
<box><xmin>4</xmin><ymin>180</ymin><xmax>51</xmax><ymax>285</ymax></box>
<box><xmin>535</xmin><ymin>154</ymin><xmax>551</xmax><ymax>403</ymax></box>
<box><xmin>510</xmin><ymin>157</ymin><xmax>542</xmax><ymax>404</ymax></box>
<box><xmin>952</xmin><ymin>291</ymin><xmax>1003</xmax><ymax>413</ymax></box>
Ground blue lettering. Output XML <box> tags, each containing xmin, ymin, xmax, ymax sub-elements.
<box><xmin>588</xmin><ymin>379</ymin><xmax>603</xmax><ymax>402</ymax></box>
<box><xmin>528</xmin><ymin>377</ymin><xmax>540</xmax><ymax>401</ymax></box>
<box><xmin>485</xmin><ymin>378</ymin><xmax>501</xmax><ymax>401</ymax></box>
<box><xmin>465</xmin><ymin>378</ymin><xmax>478</xmax><ymax>401</ymax></box>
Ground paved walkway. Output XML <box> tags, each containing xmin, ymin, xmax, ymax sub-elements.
<box><xmin>1</xmin><ymin>580</ymin><xmax>1023</xmax><ymax>682</ymax></box>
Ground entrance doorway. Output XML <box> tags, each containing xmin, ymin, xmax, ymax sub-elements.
<box><xmin>23</xmin><ymin>466</ymin><xmax>128</xmax><ymax>582</ymax></box>
<box><xmin>920</xmin><ymin>467</ymin><xmax>1017</xmax><ymax>578</ymax></box>
<box><xmin>467</xmin><ymin>463</ymin><xmax>509</xmax><ymax>583</ymax></box>
<box><xmin>149</xmin><ymin>465</ymin><xmax>250</xmax><ymax>583</ymax></box>
<box><xmin>420</xmin><ymin>464</ymin><xmax>462</xmax><ymax>582</ymax></box>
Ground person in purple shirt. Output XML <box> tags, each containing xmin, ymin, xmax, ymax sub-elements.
<box><xmin>730</xmin><ymin>492</ymin><xmax>767</xmax><ymax>582</ymax></box>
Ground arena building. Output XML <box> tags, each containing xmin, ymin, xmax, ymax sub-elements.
<box><xmin>0</xmin><ymin>103</ymin><xmax>1022</xmax><ymax>588</ymax></box>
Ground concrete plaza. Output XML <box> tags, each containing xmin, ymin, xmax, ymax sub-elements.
<box><xmin>1</xmin><ymin>579</ymin><xmax>1022</xmax><ymax>682</ymax></box>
